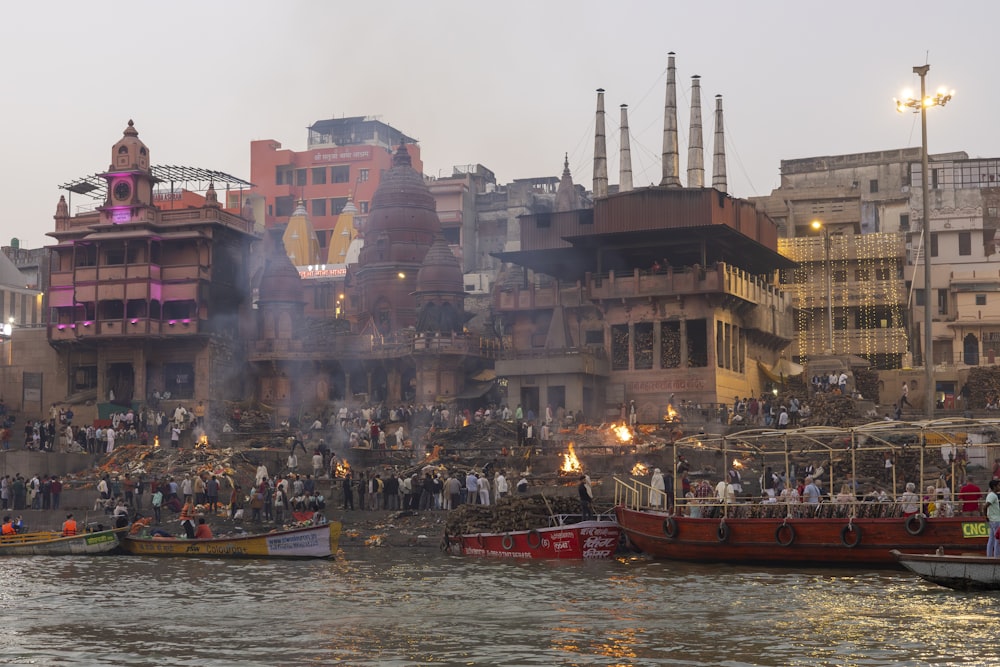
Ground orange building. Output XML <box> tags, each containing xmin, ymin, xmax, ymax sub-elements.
<box><xmin>250</xmin><ymin>117</ymin><xmax>422</xmax><ymax>254</ymax></box>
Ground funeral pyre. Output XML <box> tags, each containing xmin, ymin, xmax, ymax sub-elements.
<box><xmin>445</xmin><ymin>494</ymin><xmax>593</xmax><ymax>536</ymax></box>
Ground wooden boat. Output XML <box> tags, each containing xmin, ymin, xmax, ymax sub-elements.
<box><xmin>444</xmin><ymin>516</ymin><xmax>621</xmax><ymax>560</ymax></box>
<box><xmin>121</xmin><ymin>521</ymin><xmax>342</xmax><ymax>559</ymax></box>
<box><xmin>893</xmin><ymin>549</ymin><xmax>1000</xmax><ymax>590</ymax></box>
<box><xmin>614</xmin><ymin>420</ymin><xmax>994</xmax><ymax>567</ymax></box>
<box><xmin>0</xmin><ymin>528</ymin><xmax>123</xmax><ymax>556</ymax></box>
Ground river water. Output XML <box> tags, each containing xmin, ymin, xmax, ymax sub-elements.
<box><xmin>1</xmin><ymin>545</ymin><xmax>997</xmax><ymax>666</ymax></box>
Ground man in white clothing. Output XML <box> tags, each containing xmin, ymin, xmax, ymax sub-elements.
<box><xmin>477</xmin><ymin>474</ymin><xmax>490</xmax><ymax>506</ymax></box>
<box><xmin>494</xmin><ymin>472</ymin><xmax>509</xmax><ymax>498</ymax></box>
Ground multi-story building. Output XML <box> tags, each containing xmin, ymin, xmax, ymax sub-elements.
<box><xmin>47</xmin><ymin>121</ymin><xmax>257</xmax><ymax>420</ymax></box>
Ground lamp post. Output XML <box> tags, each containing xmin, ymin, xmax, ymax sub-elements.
<box><xmin>811</xmin><ymin>220</ymin><xmax>834</xmax><ymax>355</ymax></box>
<box><xmin>895</xmin><ymin>65</ymin><xmax>953</xmax><ymax>418</ymax></box>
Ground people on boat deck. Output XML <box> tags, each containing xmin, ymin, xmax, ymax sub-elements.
<box><xmin>179</xmin><ymin>499</ymin><xmax>197</xmax><ymax>539</ymax></box>
<box><xmin>62</xmin><ymin>514</ymin><xmax>78</xmax><ymax>536</ymax></box>
<box><xmin>193</xmin><ymin>517</ymin><xmax>213</xmax><ymax>539</ymax></box>
<box><xmin>649</xmin><ymin>468</ymin><xmax>665</xmax><ymax>508</ymax></box>
<box><xmin>578</xmin><ymin>475</ymin><xmax>595</xmax><ymax>521</ymax></box>
<box><xmin>899</xmin><ymin>482</ymin><xmax>920</xmax><ymax>516</ymax></box>
<box><xmin>958</xmin><ymin>477</ymin><xmax>982</xmax><ymax>516</ymax></box>
<box><xmin>985</xmin><ymin>480</ymin><xmax>1000</xmax><ymax>558</ymax></box>
<box><xmin>1</xmin><ymin>516</ymin><xmax>14</xmax><ymax>535</ymax></box>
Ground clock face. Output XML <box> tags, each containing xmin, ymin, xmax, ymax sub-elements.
<box><xmin>113</xmin><ymin>180</ymin><xmax>132</xmax><ymax>202</ymax></box>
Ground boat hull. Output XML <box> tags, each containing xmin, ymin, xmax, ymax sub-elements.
<box><xmin>615</xmin><ymin>506</ymin><xmax>988</xmax><ymax>567</ymax></box>
<box><xmin>448</xmin><ymin>521</ymin><xmax>620</xmax><ymax>560</ymax></box>
<box><xmin>0</xmin><ymin>529</ymin><xmax>123</xmax><ymax>556</ymax></box>
<box><xmin>893</xmin><ymin>550</ymin><xmax>1000</xmax><ymax>590</ymax></box>
<box><xmin>121</xmin><ymin>522</ymin><xmax>341</xmax><ymax>559</ymax></box>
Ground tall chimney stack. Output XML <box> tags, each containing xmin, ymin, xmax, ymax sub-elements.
<box><xmin>593</xmin><ymin>88</ymin><xmax>608</xmax><ymax>198</ymax></box>
<box><xmin>659</xmin><ymin>53</ymin><xmax>681</xmax><ymax>187</ymax></box>
<box><xmin>619</xmin><ymin>104</ymin><xmax>633</xmax><ymax>193</ymax></box>
<box><xmin>686</xmin><ymin>75</ymin><xmax>704</xmax><ymax>188</ymax></box>
<box><xmin>712</xmin><ymin>94</ymin><xmax>727</xmax><ymax>193</ymax></box>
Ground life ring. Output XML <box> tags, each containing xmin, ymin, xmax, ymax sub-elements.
<box><xmin>663</xmin><ymin>516</ymin><xmax>678</xmax><ymax>539</ymax></box>
<box><xmin>501</xmin><ymin>534</ymin><xmax>514</xmax><ymax>551</ymax></box>
<box><xmin>840</xmin><ymin>523</ymin><xmax>862</xmax><ymax>548</ymax></box>
<box><xmin>717</xmin><ymin>521</ymin><xmax>730</xmax><ymax>543</ymax></box>
<box><xmin>527</xmin><ymin>529</ymin><xmax>542</xmax><ymax>549</ymax></box>
<box><xmin>775</xmin><ymin>523</ymin><xmax>795</xmax><ymax>547</ymax></box>
<box><xmin>904</xmin><ymin>514</ymin><xmax>926</xmax><ymax>536</ymax></box>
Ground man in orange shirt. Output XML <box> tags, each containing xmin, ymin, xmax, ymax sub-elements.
<box><xmin>62</xmin><ymin>513</ymin><xmax>78</xmax><ymax>536</ymax></box>
<box><xmin>179</xmin><ymin>499</ymin><xmax>196</xmax><ymax>538</ymax></box>
<box><xmin>193</xmin><ymin>517</ymin><xmax>213</xmax><ymax>539</ymax></box>
<box><xmin>0</xmin><ymin>516</ymin><xmax>14</xmax><ymax>536</ymax></box>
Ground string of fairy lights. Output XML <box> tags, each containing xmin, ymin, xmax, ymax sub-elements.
<box><xmin>779</xmin><ymin>233</ymin><xmax>908</xmax><ymax>367</ymax></box>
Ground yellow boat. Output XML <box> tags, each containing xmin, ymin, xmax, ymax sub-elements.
<box><xmin>121</xmin><ymin>522</ymin><xmax>341</xmax><ymax>559</ymax></box>
<box><xmin>0</xmin><ymin>528</ymin><xmax>124</xmax><ymax>556</ymax></box>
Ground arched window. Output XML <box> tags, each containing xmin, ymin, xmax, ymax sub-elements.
<box><xmin>963</xmin><ymin>333</ymin><xmax>980</xmax><ymax>366</ymax></box>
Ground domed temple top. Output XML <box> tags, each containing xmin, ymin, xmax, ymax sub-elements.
<box><xmin>415</xmin><ymin>236</ymin><xmax>463</xmax><ymax>296</ymax></box>
<box><xmin>258</xmin><ymin>229</ymin><xmax>305</xmax><ymax>304</ymax></box>
<box><xmin>110</xmin><ymin>119</ymin><xmax>150</xmax><ymax>173</ymax></box>
<box><xmin>365</xmin><ymin>143</ymin><xmax>439</xmax><ymax>237</ymax></box>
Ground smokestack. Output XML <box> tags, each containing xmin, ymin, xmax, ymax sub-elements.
<box><xmin>619</xmin><ymin>104</ymin><xmax>633</xmax><ymax>192</ymax></box>
<box><xmin>712</xmin><ymin>94</ymin><xmax>728</xmax><ymax>193</ymax></box>
<box><xmin>593</xmin><ymin>88</ymin><xmax>608</xmax><ymax>198</ymax></box>
<box><xmin>686</xmin><ymin>75</ymin><xmax>704</xmax><ymax>188</ymax></box>
<box><xmin>659</xmin><ymin>52</ymin><xmax>681</xmax><ymax>187</ymax></box>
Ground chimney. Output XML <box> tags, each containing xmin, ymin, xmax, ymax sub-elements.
<box><xmin>687</xmin><ymin>75</ymin><xmax>704</xmax><ymax>188</ymax></box>
<box><xmin>619</xmin><ymin>104</ymin><xmax>633</xmax><ymax>192</ymax></box>
<box><xmin>712</xmin><ymin>94</ymin><xmax>728</xmax><ymax>193</ymax></box>
<box><xmin>593</xmin><ymin>88</ymin><xmax>608</xmax><ymax>198</ymax></box>
<box><xmin>659</xmin><ymin>52</ymin><xmax>681</xmax><ymax>187</ymax></box>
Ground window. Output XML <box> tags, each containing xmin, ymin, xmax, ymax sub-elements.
<box><xmin>164</xmin><ymin>362</ymin><xmax>195</xmax><ymax>399</ymax></box>
<box><xmin>938</xmin><ymin>289</ymin><xmax>948</xmax><ymax>315</ymax></box>
<box><xmin>989</xmin><ymin>207</ymin><xmax>998</xmax><ymax>218</ymax></box>
<box><xmin>931</xmin><ymin>169</ymin><xmax>939</xmax><ymax>189</ymax></box>
<box><xmin>72</xmin><ymin>365</ymin><xmax>98</xmax><ymax>391</ymax></box>
<box><xmin>104</xmin><ymin>245</ymin><xmax>125</xmax><ymax>266</ymax></box>
<box><xmin>976</xmin><ymin>294</ymin><xmax>987</xmax><ymax>306</ymax></box>
<box><xmin>930</xmin><ymin>232</ymin><xmax>938</xmax><ymax>258</ymax></box>
<box><xmin>275</xmin><ymin>196</ymin><xmax>294</xmax><ymax>217</ymax></box>
<box><xmin>358</xmin><ymin>168</ymin><xmax>370</xmax><ymax>183</ymax></box>
<box><xmin>958</xmin><ymin>230</ymin><xmax>972</xmax><ymax>256</ymax></box>
<box><xmin>331</xmin><ymin>166</ymin><xmax>350</xmax><ymax>183</ymax></box>
<box><xmin>536</xmin><ymin>214</ymin><xmax>551</xmax><ymax>229</ymax></box>
<box><xmin>869</xmin><ymin>179</ymin><xmax>879</xmax><ymax>193</ymax></box>
<box><xmin>359</xmin><ymin>201</ymin><xmax>369</xmax><ymax>214</ymax></box>
<box><xmin>875</xmin><ymin>266</ymin><xmax>892</xmax><ymax>281</ymax></box>
<box><xmin>834</xmin><ymin>315</ymin><xmax>848</xmax><ymax>331</ymax></box>
<box><xmin>330</xmin><ymin>197</ymin><xmax>348</xmax><ymax>215</ymax></box>
<box><xmin>295</xmin><ymin>169</ymin><xmax>307</xmax><ymax>186</ymax></box>
<box><xmin>312</xmin><ymin>199</ymin><xmax>327</xmax><ymax>217</ymax></box>
<box><xmin>899</xmin><ymin>213</ymin><xmax>910</xmax><ymax>231</ymax></box>
<box><xmin>854</xmin><ymin>268</ymin><xmax>870</xmax><ymax>282</ymax></box>
<box><xmin>832</xmin><ymin>269</ymin><xmax>847</xmax><ymax>283</ymax></box>
<box><xmin>584</xmin><ymin>329</ymin><xmax>603</xmax><ymax>345</ymax></box>
<box><xmin>312</xmin><ymin>167</ymin><xmax>327</xmax><ymax>185</ymax></box>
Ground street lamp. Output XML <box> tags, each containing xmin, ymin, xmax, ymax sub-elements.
<box><xmin>811</xmin><ymin>220</ymin><xmax>834</xmax><ymax>355</ymax></box>
<box><xmin>895</xmin><ymin>64</ymin><xmax>953</xmax><ymax>418</ymax></box>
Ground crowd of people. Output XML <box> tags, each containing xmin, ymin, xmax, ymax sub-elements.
<box><xmin>336</xmin><ymin>467</ymin><xmax>530</xmax><ymax>513</ymax></box>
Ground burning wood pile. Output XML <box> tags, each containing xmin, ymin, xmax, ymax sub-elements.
<box><xmin>445</xmin><ymin>495</ymin><xmax>585</xmax><ymax>535</ymax></box>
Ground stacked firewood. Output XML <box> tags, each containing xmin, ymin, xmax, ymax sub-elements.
<box><xmin>444</xmin><ymin>495</ymin><xmax>582</xmax><ymax>535</ymax></box>
<box><xmin>962</xmin><ymin>367</ymin><xmax>1000</xmax><ymax>409</ymax></box>
<box><xmin>802</xmin><ymin>393</ymin><xmax>861</xmax><ymax>427</ymax></box>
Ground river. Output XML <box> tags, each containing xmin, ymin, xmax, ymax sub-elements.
<box><xmin>1</xmin><ymin>546</ymin><xmax>996</xmax><ymax>666</ymax></box>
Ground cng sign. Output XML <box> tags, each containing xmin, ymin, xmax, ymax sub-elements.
<box><xmin>962</xmin><ymin>522</ymin><xmax>989</xmax><ymax>538</ymax></box>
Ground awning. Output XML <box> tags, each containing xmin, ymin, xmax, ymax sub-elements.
<box><xmin>454</xmin><ymin>381</ymin><xmax>495</xmax><ymax>400</ymax></box>
<box><xmin>757</xmin><ymin>358</ymin><xmax>804</xmax><ymax>383</ymax></box>
<box><xmin>471</xmin><ymin>369</ymin><xmax>496</xmax><ymax>382</ymax></box>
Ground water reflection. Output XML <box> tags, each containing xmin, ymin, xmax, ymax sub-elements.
<box><xmin>0</xmin><ymin>552</ymin><xmax>996</xmax><ymax>665</ymax></box>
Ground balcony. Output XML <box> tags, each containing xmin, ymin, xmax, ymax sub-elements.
<box><xmin>496</xmin><ymin>347</ymin><xmax>609</xmax><ymax>377</ymax></box>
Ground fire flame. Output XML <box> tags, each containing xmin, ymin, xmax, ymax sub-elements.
<box><xmin>561</xmin><ymin>442</ymin><xmax>582</xmax><ymax>473</ymax></box>
<box><xmin>462</xmin><ymin>418</ymin><xmax>469</xmax><ymax>427</ymax></box>
<box><xmin>612</xmin><ymin>422</ymin><xmax>632</xmax><ymax>443</ymax></box>
<box><xmin>732</xmin><ymin>458</ymin><xmax>743</xmax><ymax>469</ymax></box>
<box><xmin>153</xmin><ymin>435</ymin><xmax>160</xmax><ymax>448</ymax></box>
<box><xmin>631</xmin><ymin>462</ymin><xmax>649</xmax><ymax>476</ymax></box>
<box><xmin>664</xmin><ymin>404</ymin><xmax>679</xmax><ymax>421</ymax></box>
<box><xmin>335</xmin><ymin>461</ymin><xmax>351</xmax><ymax>477</ymax></box>
<box><xmin>196</xmin><ymin>434</ymin><xmax>209</xmax><ymax>449</ymax></box>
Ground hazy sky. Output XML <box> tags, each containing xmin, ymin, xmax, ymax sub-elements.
<box><xmin>1</xmin><ymin>0</ymin><xmax>995</xmax><ymax>249</ymax></box>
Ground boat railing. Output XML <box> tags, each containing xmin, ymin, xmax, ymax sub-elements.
<box><xmin>615</xmin><ymin>476</ymin><xmax>925</xmax><ymax>520</ymax></box>
<box><xmin>548</xmin><ymin>512</ymin><xmax>618</xmax><ymax>526</ymax></box>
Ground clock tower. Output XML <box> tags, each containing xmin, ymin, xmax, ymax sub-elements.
<box><xmin>99</xmin><ymin>120</ymin><xmax>156</xmax><ymax>224</ymax></box>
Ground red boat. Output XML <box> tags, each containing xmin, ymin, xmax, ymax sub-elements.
<box><xmin>614</xmin><ymin>420</ymin><xmax>993</xmax><ymax>567</ymax></box>
<box><xmin>613</xmin><ymin>503</ymin><xmax>987</xmax><ymax>567</ymax></box>
<box><xmin>445</xmin><ymin>519</ymin><xmax>621</xmax><ymax>560</ymax></box>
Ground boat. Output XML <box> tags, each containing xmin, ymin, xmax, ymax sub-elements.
<box><xmin>893</xmin><ymin>549</ymin><xmax>1000</xmax><ymax>590</ymax></box>
<box><xmin>121</xmin><ymin>521</ymin><xmax>342</xmax><ymax>559</ymax></box>
<box><xmin>444</xmin><ymin>515</ymin><xmax>621</xmax><ymax>560</ymax></box>
<box><xmin>0</xmin><ymin>528</ymin><xmax>124</xmax><ymax>556</ymax></box>
<box><xmin>614</xmin><ymin>419</ymin><xmax>994</xmax><ymax>567</ymax></box>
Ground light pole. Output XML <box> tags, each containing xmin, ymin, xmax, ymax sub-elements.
<box><xmin>895</xmin><ymin>65</ymin><xmax>953</xmax><ymax>418</ymax></box>
<box><xmin>811</xmin><ymin>220</ymin><xmax>834</xmax><ymax>355</ymax></box>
